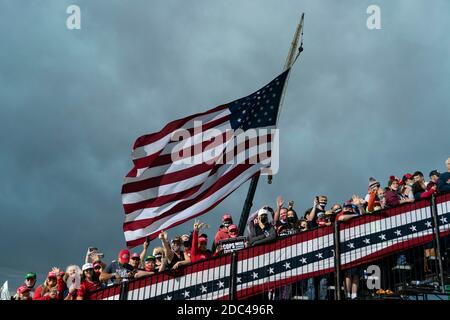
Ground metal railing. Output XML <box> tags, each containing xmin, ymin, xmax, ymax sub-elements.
<box><xmin>88</xmin><ymin>192</ymin><xmax>450</xmax><ymax>300</ymax></box>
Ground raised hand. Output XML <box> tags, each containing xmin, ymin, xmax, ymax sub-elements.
<box><xmin>277</xmin><ymin>195</ymin><xmax>284</xmax><ymax>208</ymax></box>
<box><xmin>52</xmin><ymin>267</ymin><xmax>61</xmax><ymax>277</ymax></box>
<box><xmin>193</xmin><ymin>219</ymin><xmax>200</xmax><ymax>230</ymax></box>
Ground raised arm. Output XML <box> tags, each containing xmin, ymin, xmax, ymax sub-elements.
<box><xmin>273</xmin><ymin>196</ymin><xmax>284</xmax><ymax>225</ymax></box>
<box><xmin>159</xmin><ymin>231</ymin><xmax>174</xmax><ymax>263</ymax></box>
<box><xmin>139</xmin><ymin>238</ymin><xmax>149</xmax><ymax>265</ymax></box>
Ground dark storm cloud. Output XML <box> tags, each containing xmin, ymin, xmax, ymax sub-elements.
<box><xmin>1</xmin><ymin>0</ymin><xmax>449</xmax><ymax>291</ymax></box>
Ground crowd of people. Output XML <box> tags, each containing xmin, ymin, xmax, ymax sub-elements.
<box><xmin>10</xmin><ymin>158</ymin><xmax>450</xmax><ymax>300</ymax></box>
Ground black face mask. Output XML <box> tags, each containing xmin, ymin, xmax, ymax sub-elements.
<box><xmin>287</xmin><ymin>217</ymin><xmax>297</xmax><ymax>224</ymax></box>
<box><xmin>183</xmin><ymin>240</ymin><xmax>191</xmax><ymax>248</ymax></box>
<box><xmin>260</xmin><ymin>216</ymin><xmax>268</xmax><ymax>224</ymax></box>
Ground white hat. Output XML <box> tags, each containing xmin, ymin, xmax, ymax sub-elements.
<box><xmin>257</xmin><ymin>208</ymin><xmax>269</xmax><ymax>217</ymax></box>
<box><xmin>82</xmin><ymin>263</ymin><xmax>94</xmax><ymax>271</ymax></box>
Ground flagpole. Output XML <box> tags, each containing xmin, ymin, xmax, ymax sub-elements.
<box><xmin>238</xmin><ymin>14</ymin><xmax>305</xmax><ymax>235</ymax></box>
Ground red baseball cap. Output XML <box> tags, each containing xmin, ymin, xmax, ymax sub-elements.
<box><xmin>93</xmin><ymin>261</ymin><xmax>102</xmax><ymax>268</ymax></box>
<box><xmin>198</xmin><ymin>236</ymin><xmax>207</xmax><ymax>244</ymax></box>
<box><xmin>17</xmin><ymin>285</ymin><xmax>30</xmax><ymax>294</ymax></box>
<box><xmin>228</xmin><ymin>224</ymin><xmax>238</xmax><ymax>232</ymax></box>
<box><xmin>118</xmin><ymin>249</ymin><xmax>130</xmax><ymax>264</ymax></box>
<box><xmin>47</xmin><ymin>271</ymin><xmax>57</xmax><ymax>279</ymax></box>
<box><xmin>222</xmin><ymin>214</ymin><xmax>232</xmax><ymax>222</ymax></box>
<box><xmin>131</xmin><ymin>253</ymin><xmax>140</xmax><ymax>260</ymax></box>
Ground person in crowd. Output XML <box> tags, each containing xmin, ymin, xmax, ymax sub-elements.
<box><xmin>85</xmin><ymin>247</ymin><xmax>105</xmax><ymax>265</ymax></box>
<box><xmin>129</xmin><ymin>253</ymin><xmax>142</xmax><ymax>271</ymax></box>
<box><xmin>245</xmin><ymin>204</ymin><xmax>276</xmax><ymax>240</ymax></box>
<box><xmin>296</xmin><ymin>219</ymin><xmax>309</xmax><ymax>232</ymax></box>
<box><xmin>152</xmin><ymin>246</ymin><xmax>166</xmax><ymax>271</ymax></box>
<box><xmin>176</xmin><ymin>234</ymin><xmax>192</xmax><ymax>267</ymax></box>
<box><xmin>15</xmin><ymin>285</ymin><xmax>32</xmax><ymax>300</ymax></box>
<box><xmin>128</xmin><ymin>238</ymin><xmax>149</xmax><ymax>272</ymax></box>
<box><xmin>13</xmin><ymin>272</ymin><xmax>37</xmax><ymax>300</ymax></box>
<box><xmin>248</xmin><ymin>207</ymin><xmax>277</xmax><ymax>246</ymax></box>
<box><xmin>385</xmin><ymin>178</ymin><xmax>414</xmax><ymax>208</ymax></box>
<box><xmin>228</xmin><ymin>224</ymin><xmax>239</xmax><ymax>238</ymax></box>
<box><xmin>402</xmin><ymin>173</ymin><xmax>414</xmax><ymax>186</ymax></box>
<box><xmin>76</xmin><ymin>263</ymin><xmax>101</xmax><ymax>300</ymax></box>
<box><xmin>33</xmin><ymin>268</ymin><xmax>66</xmax><ymax>300</ymax></box>
<box><xmin>274</xmin><ymin>196</ymin><xmax>289</xmax><ymax>228</ymax></box>
<box><xmin>286</xmin><ymin>207</ymin><xmax>298</xmax><ymax>223</ymax></box>
<box><xmin>63</xmin><ymin>265</ymin><xmax>81</xmax><ymax>300</ymax></box>
<box><xmin>214</xmin><ymin>224</ymin><xmax>240</xmax><ymax>255</ymax></box>
<box><xmin>351</xmin><ymin>194</ymin><xmax>367</xmax><ymax>215</ymax></box>
<box><xmin>100</xmin><ymin>249</ymin><xmax>135</xmax><ymax>284</ymax></box>
<box><xmin>190</xmin><ymin>220</ymin><xmax>213</xmax><ymax>263</ymax></box>
<box><xmin>213</xmin><ymin>214</ymin><xmax>234</xmax><ymax>252</ymax></box>
<box><xmin>158</xmin><ymin>231</ymin><xmax>185</xmax><ymax>270</ymax></box>
<box><xmin>318</xmin><ymin>204</ymin><xmax>341</xmax><ymax>227</ymax></box>
<box><xmin>304</xmin><ymin>196</ymin><xmax>328</xmax><ymax>229</ymax></box>
<box><xmin>399</xmin><ymin>184</ymin><xmax>414</xmax><ymax>201</ymax></box>
<box><xmin>428</xmin><ymin>170</ymin><xmax>440</xmax><ymax>188</ymax></box>
<box><xmin>412</xmin><ymin>171</ymin><xmax>428</xmax><ymax>199</ymax></box>
<box><xmin>417</xmin><ymin>170</ymin><xmax>439</xmax><ymax>199</ymax></box>
<box><xmin>437</xmin><ymin>158</ymin><xmax>450</xmax><ymax>193</ymax></box>
<box><xmin>92</xmin><ymin>261</ymin><xmax>103</xmax><ymax>283</ymax></box>
<box><xmin>366</xmin><ymin>178</ymin><xmax>382</xmax><ymax>213</ymax></box>
<box><xmin>135</xmin><ymin>255</ymin><xmax>160</xmax><ymax>278</ymax></box>
<box><xmin>336</xmin><ymin>202</ymin><xmax>361</xmax><ymax>299</ymax></box>
<box><xmin>365</xmin><ymin>177</ymin><xmax>380</xmax><ymax>202</ymax></box>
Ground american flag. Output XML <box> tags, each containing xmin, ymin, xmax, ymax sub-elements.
<box><xmin>122</xmin><ymin>70</ymin><xmax>290</xmax><ymax>247</ymax></box>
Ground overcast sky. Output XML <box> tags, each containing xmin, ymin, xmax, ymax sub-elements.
<box><xmin>1</xmin><ymin>0</ymin><xmax>449</xmax><ymax>292</ymax></box>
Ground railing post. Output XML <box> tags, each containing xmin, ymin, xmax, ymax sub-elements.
<box><xmin>229</xmin><ymin>251</ymin><xmax>238</xmax><ymax>300</ymax></box>
<box><xmin>333</xmin><ymin>221</ymin><xmax>342</xmax><ymax>300</ymax></box>
<box><xmin>119</xmin><ymin>280</ymin><xmax>129</xmax><ymax>300</ymax></box>
<box><xmin>430</xmin><ymin>194</ymin><xmax>446</xmax><ymax>293</ymax></box>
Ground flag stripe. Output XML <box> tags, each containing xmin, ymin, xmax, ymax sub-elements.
<box><xmin>132</xmin><ymin>117</ymin><xmax>232</xmax><ymax>170</ymax></box>
<box><xmin>122</xmin><ymin>134</ymin><xmax>272</xmax><ymax>201</ymax></box>
<box><xmin>124</xmin><ymin>165</ymin><xmax>263</xmax><ymax>246</ymax></box>
<box><xmin>124</xmin><ymin>163</ymin><xmax>259</xmax><ymax>233</ymax></box>
<box><xmin>123</xmin><ymin>146</ymin><xmax>272</xmax><ymax>222</ymax></box>
<box><xmin>132</xmin><ymin>108</ymin><xmax>231</xmax><ymax>160</ymax></box>
<box><xmin>132</xmin><ymin>105</ymin><xmax>228</xmax><ymax>151</ymax></box>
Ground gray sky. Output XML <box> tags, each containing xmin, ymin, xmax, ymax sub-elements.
<box><xmin>1</xmin><ymin>0</ymin><xmax>449</xmax><ymax>292</ymax></box>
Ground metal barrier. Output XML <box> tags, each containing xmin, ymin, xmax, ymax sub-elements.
<box><xmin>88</xmin><ymin>192</ymin><xmax>450</xmax><ymax>300</ymax></box>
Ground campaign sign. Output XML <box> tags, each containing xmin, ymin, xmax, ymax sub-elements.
<box><xmin>220</xmin><ymin>236</ymin><xmax>247</xmax><ymax>254</ymax></box>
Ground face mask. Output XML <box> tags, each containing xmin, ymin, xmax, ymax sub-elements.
<box><xmin>319</xmin><ymin>202</ymin><xmax>327</xmax><ymax>209</ymax></box>
<box><xmin>287</xmin><ymin>217</ymin><xmax>297</xmax><ymax>224</ymax></box>
<box><xmin>183</xmin><ymin>240</ymin><xmax>191</xmax><ymax>248</ymax></box>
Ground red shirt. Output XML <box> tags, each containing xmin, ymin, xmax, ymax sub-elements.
<box><xmin>77</xmin><ymin>280</ymin><xmax>101</xmax><ymax>300</ymax></box>
<box><xmin>190</xmin><ymin>229</ymin><xmax>213</xmax><ymax>263</ymax></box>
<box><xmin>33</xmin><ymin>278</ymin><xmax>66</xmax><ymax>300</ymax></box>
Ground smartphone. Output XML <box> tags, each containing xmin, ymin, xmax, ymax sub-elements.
<box><xmin>145</xmin><ymin>236</ymin><xmax>150</xmax><ymax>243</ymax></box>
<box><xmin>97</xmin><ymin>253</ymin><xmax>104</xmax><ymax>258</ymax></box>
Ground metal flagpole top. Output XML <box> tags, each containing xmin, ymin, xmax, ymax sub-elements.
<box><xmin>268</xmin><ymin>13</ymin><xmax>305</xmax><ymax>184</ymax></box>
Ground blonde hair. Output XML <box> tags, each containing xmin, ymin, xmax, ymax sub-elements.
<box><xmin>152</xmin><ymin>246</ymin><xmax>165</xmax><ymax>257</ymax></box>
<box><xmin>63</xmin><ymin>265</ymin><xmax>81</xmax><ymax>283</ymax></box>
